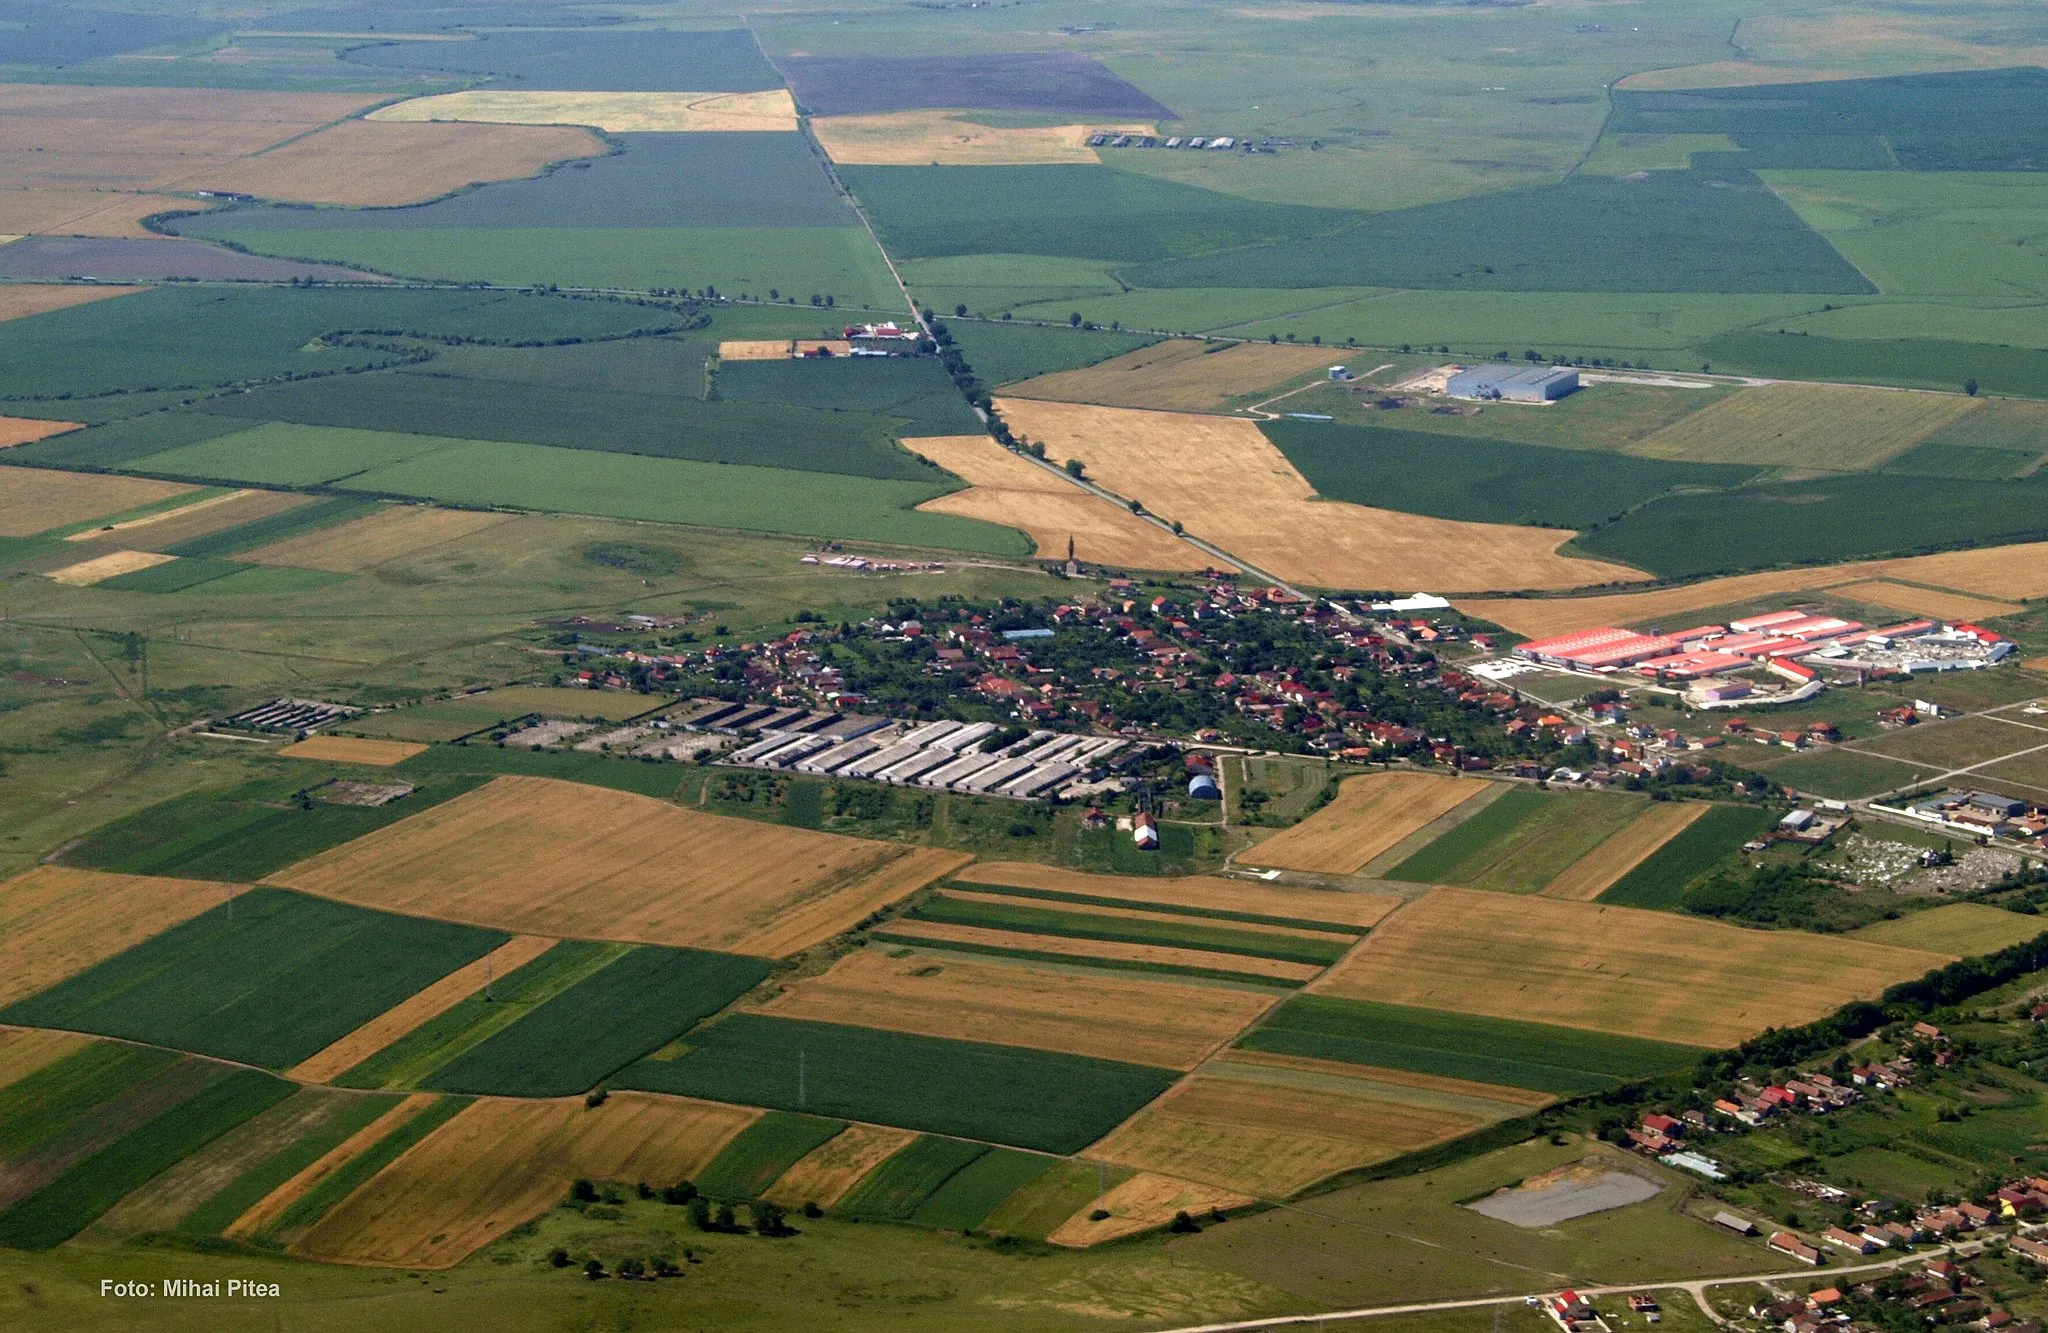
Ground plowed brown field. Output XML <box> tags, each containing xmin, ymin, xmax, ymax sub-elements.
<box><xmin>953</xmin><ymin>861</ymin><xmax>1400</xmax><ymax>928</ymax></box>
<box><xmin>0</xmin><ymin>867</ymin><xmax>230</xmax><ymax>1006</ymax></box>
<box><xmin>755</xmin><ymin>947</ymin><xmax>1277</xmax><ymax>1070</ymax></box>
<box><xmin>1312</xmin><ymin>886</ymin><xmax>1947</xmax><ymax>1047</ymax></box>
<box><xmin>292</xmin><ymin>1093</ymin><xmax>758</xmax><ymax>1267</ymax></box>
<box><xmin>275</xmin><ymin>775</ymin><xmax>967</xmax><ymax>956</ymax></box>
<box><xmin>908</xmin><ymin>434</ymin><xmax>1206</xmax><ymax>570</ymax></box>
<box><xmin>1239</xmin><ymin>772</ymin><xmax>1489</xmax><ymax>874</ymax></box>
<box><xmin>1541</xmin><ymin>802</ymin><xmax>1708</xmax><ymax>901</ymax></box>
<box><xmin>995</xmin><ymin>398</ymin><xmax>1644</xmax><ymax>592</ymax></box>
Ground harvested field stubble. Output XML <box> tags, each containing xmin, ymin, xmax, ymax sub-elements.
<box><xmin>223</xmin><ymin>1094</ymin><xmax>436</xmax><ymax>1242</ymax></box>
<box><xmin>811</xmin><ymin>110</ymin><xmax>1154</xmax><ymax>166</ymax></box>
<box><xmin>905</xmin><ymin>434</ymin><xmax>1205</xmax><ymax>570</ymax></box>
<box><xmin>275</xmin><ymin>776</ymin><xmax>968</xmax><ymax>956</ymax></box>
<box><xmin>872</xmin><ymin>919</ymin><xmax>1322</xmax><ymax>983</ymax></box>
<box><xmin>45</xmin><ymin>549</ymin><xmax>176</xmax><ymax>586</ymax></box>
<box><xmin>0</xmin><ymin>416</ymin><xmax>81</xmax><ymax>448</ymax></box>
<box><xmin>1007</xmin><ymin>339</ymin><xmax>1338</xmax><ymax>411</ymax></box>
<box><xmin>762</xmin><ymin>1123</ymin><xmax>916</xmax><ymax>1209</ymax></box>
<box><xmin>188</xmin><ymin>120</ymin><xmax>605</xmax><ymax>208</ymax></box>
<box><xmin>993</xmin><ymin>399</ymin><xmax>1643</xmax><ymax>592</ymax></box>
<box><xmin>82</xmin><ymin>488</ymin><xmax>306</xmax><ymax>548</ymax></box>
<box><xmin>1542</xmin><ymin>803</ymin><xmax>1709</xmax><ymax>901</ymax></box>
<box><xmin>0</xmin><ymin>868</ymin><xmax>230</xmax><ymax>1008</ymax></box>
<box><xmin>0</xmin><ymin>1029</ymin><xmax>90</xmax><ymax>1093</ymax></box>
<box><xmin>1315</xmin><ymin>886</ymin><xmax>1947</xmax><ymax>1047</ymax></box>
<box><xmin>243</xmin><ymin>506</ymin><xmax>509</xmax><ymax>571</ymax></box>
<box><xmin>754</xmin><ymin>948</ymin><xmax>1277</xmax><ymax>1071</ymax></box>
<box><xmin>287</xmin><ymin>936</ymin><xmax>557</xmax><ymax>1085</ymax></box>
<box><xmin>1086</xmin><ymin>1073</ymin><xmax>1483</xmax><ymax>1198</ymax></box>
<box><xmin>0</xmin><ymin>285</ymin><xmax>141</xmax><ymax>324</ymax></box>
<box><xmin>277</xmin><ymin>737</ymin><xmax>427</xmax><ymax>768</ymax></box>
<box><xmin>370</xmin><ymin>90</ymin><xmax>799</xmax><ymax>135</ymax></box>
<box><xmin>1629</xmin><ymin>382</ymin><xmax>1978</xmax><ymax>469</ymax></box>
<box><xmin>1460</xmin><ymin>541</ymin><xmax>2048</xmax><ymax>637</ymax></box>
<box><xmin>0</xmin><ymin>470</ymin><xmax>194</xmax><ymax>538</ymax></box>
<box><xmin>292</xmin><ymin>1093</ymin><xmax>757</xmax><ymax>1268</ymax></box>
<box><xmin>953</xmin><ymin>862</ymin><xmax>1400</xmax><ymax>928</ymax></box>
<box><xmin>1047</xmin><ymin>1171</ymin><xmax>1255</xmax><ymax>1246</ymax></box>
<box><xmin>1241</xmin><ymin>772</ymin><xmax>1489</xmax><ymax>874</ymax></box>
<box><xmin>1830</xmin><ymin>580</ymin><xmax>2023</xmax><ymax>623</ymax></box>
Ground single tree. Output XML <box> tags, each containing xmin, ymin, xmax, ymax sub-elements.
<box><xmin>1964</xmin><ymin>378</ymin><xmax>1980</xmax><ymax>396</ymax></box>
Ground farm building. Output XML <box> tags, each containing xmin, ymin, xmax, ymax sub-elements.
<box><xmin>1133</xmin><ymin>812</ymin><xmax>1159</xmax><ymax>850</ymax></box>
<box><xmin>1445</xmin><ymin>364</ymin><xmax>1579</xmax><ymax>402</ymax></box>
<box><xmin>1188</xmin><ymin>773</ymin><xmax>1220</xmax><ymax>800</ymax></box>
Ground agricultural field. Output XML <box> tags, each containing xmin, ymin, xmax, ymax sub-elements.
<box><xmin>1387</xmin><ymin>790</ymin><xmax>1649</xmax><ymax>895</ymax></box>
<box><xmin>870</xmin><ymin>918</ymin><xmax>1325</xmax><ymax>987</ymax></box>
<box><xmin>0</xmin><ymin>470</ymin><xmax>195</xmax><ymax>538</ymax></box>
<box><xmin>1314</xmin><ymin>887</ymin><xmax>1948</xmax><ymax>1047</ymax></box>
<box><xmin>752</xmin><ymin>946</ymin><xmax>1278</xmax><ymax>1070</ymax></box>
<box><xmin>1852</xmin><ymin>903</ymin><xmax>2048</xmax><ymax>956</ymax></box>
<box><xmin>617</xmin><ymin>1014</ymin><xmax>1177</xmax><ymax>1154</ymax></box>
<box><xmin>697</xmin><ymin>1113</ymin><xmax>848</xmax><ymax>1203</ymax></box>
<box><xmin>951</xmin><ymin>862</ymin><xmax>1401</xmax><ymax>930</ymax></box>
<box><xmin>0</xmin><ymin>867</ymin><xmax>231</xmax><ymax>1007</ymax></box>
<box><xmin>1626</xmin><ymin>382</ymin><xmax>1980</xmax><ymax>469</ymax></box>
<box><xmin>369</xmin><ymin>89</ymin><xmax>800</xmax><ymax>135</ymax></box>
<box><xmin>1543</xmin><ymin>803</ymin><xmax>1709</xmax><ymax>902</ymax></box>
<box><xmin>761</xmin><ymin>1122</ymin><xmax>916</xmax><ymax>1210</ymax></box>
<box><xmin>1006</xmin><ymin>340</ymin><xmax>1338</xmax><ymax>412</ymax></box>
<box><xmin>274</xmin><ymin>776</ymin><xmax>971</xmax><ymax>956</ymax></box>
<box><xmin>993</xmin><ymin>399</ymin><xmax>1645</xmax><ymax>592</ymax></box>
<box><xmin>906</xmin><ymin>433</ymin><xmax>1205</xmax><ymax>569</ymax></box>
<box><xmin>1242</xmin><ymin>772</ymin><xmax>1489</xmax><ymax>875</ymax></box>
<box><xmin>900</xmin><ymin>888</ymin><xmax>1357</xmax><ymax>969</ymax></box>
<box><xmin>1830</xmin><ymin>579</ymin><xmax>2024</xmax><ymax>623</ymax></box>
<box><xmin>811</xmin><ymin>111</ymin><xmax>1156</xmax><ymax>167</ymax></box>
<box><xmin>0</xmin><ymin>887</ymin><xmax>507</xmax><ymax>1070</ymax></box>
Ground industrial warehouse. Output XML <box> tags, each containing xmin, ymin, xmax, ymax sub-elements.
<box><xmin>678</xmin><ymin>700</ymin><xmax>1128</xmax><ymax>799</ymax></box>
<box><xmin>1445</xmin><ymin>363</ymin><xmax>1581</xmax><ymax>402</ymax></box>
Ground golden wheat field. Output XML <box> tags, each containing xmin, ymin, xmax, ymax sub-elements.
<box><xmin>762</xmin><ymin>1124</ymin><xmax>917</xmax><ymax>1210</ymax></box>
<box><xmin>0</xmin><ymin>1028</ymin><xmax>91</xmax><ymax>1092</ymax></box>
<box><xmin>45</xmin><ymin>549</ymin><xmax>176</xmax><ymax>586</ymax></box>
<box><xmin>191</xmin><ymin>119</ymin><xmax>603</xmax><ymax>207</ymax></box>
<box><xmin>953</xmin><ymin>861</ymin><xmax>1401</xmax><ymax>928</ymax></box>
<box><xmin>287</xmin><ymin>936</ymin><xmax>558</xmax><ymax>1084</ymax></box>
<box><xmin>875</xmin><ymin>917</ymin><xmax>1325</xmax><ymax>983</ymax></box>
<box><xmin>291</xmin><ymin>1093</ymin><xmax>758</xmax><ymax>1268</ymax></box>
<box><xmin>245</xmin><ymin>505</ymin><xmax>510</xmax><ymax>571</ymax></box>
<box><xmin>1541</xmin><ymin>802</ymin><xmax>1708</xmax><ymax>902</ymax></box>
<box><xmin>225</xmin><ymin>1094</ymin><xmax>442</xmax><ymax>1243</ymax></box>
<box><xmin>1830</xmin><ymin>580</ymin><xmax>2024</xmax><ymax>624</ymax></box>
<box><xmin>1086</xmin><ymin>1073</ymin><xmax>1484</xmax><ymax>1198</ymax></box>
<box><xmin>371</xmin><ymin>89</ymin><xmax>799</xmax><ymax>134</ymax></box>
<box><xmin>74</xmin><ymin>488</ymin><xmax>305</xmax><ymax>548</ymax></box>
<box><xmin>276</xmin><ymin>736</ymin><xmax>428</xmax><ymax>767</ymax></box>
<box><xmin>906</xmin><ymin>434</ymin><xmax>1208</xmax><ymax>570</ymax></box>
<box><xmin>811</xmin><ymin>109</ymin><xmax>1153</xmax><ymax>166</ymax></box>
<box><xmin>0</xmin><ymin>285</ymin><xmax>140</xmax><ymax>324</ymax></box>
<box><xmin>1005</xmin><ymin>340</ymin><xmax>1339</xmax><ymax>410</ymax></box>
<box><xmin>0</xmin><ymin>189</ymin><xmax>203</xmax><ymax>238</ymax></box>
<box><xmin>754</xmin><ymin>947</ymin><xmax>1278</xmax><ymax>1071</ymax></box>
<box><xmin>1046</xmin><ymin>1172</ymin><xmax>1256</xmax><ymax>1247</ymax></box>
<box><xmin>0</xmin><ymin>867</ymin><xmax>230</xmax><ymax>1007</ymax></box>
<box><xmin>275</xmin><ymin>775</ymin><xmax>967</xmax><ymax>956</ymax></box>
<box><xmin>0</xmin><ymin>470</ymin><xmax>194</xmax><ymax>538</ymax></box>
<box><xmin>1313</xmin><ymin>886</ymin><xmax>1948</xmax><ymax>1047</ymax></box>
<box><xmin>1239</xmin><ymin>771</ymin><xmax>1489</xmax><ymax>874</ymax></box>
<box><xmin>994</xmin><ymin>398</ymin><xmax>1645</xmax><ymax>592</ymax></box>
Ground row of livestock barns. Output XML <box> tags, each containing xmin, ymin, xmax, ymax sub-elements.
<box><xmin>1515</xmin><ymin>608</ymin><xmax>2012</xmax><ymax>683</ymax></box>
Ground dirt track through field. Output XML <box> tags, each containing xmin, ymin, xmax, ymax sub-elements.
<box><xmin>291</xmin><ymin>1093</ymin><xmax>758</xmax><ymax>1268</ymax></box>
<box><xmin>1313</xmin><ymin>886</ymin><xmax>1947</xmax><ymax>1047</ymax></box>
<box><xmin>762</xmin><ymin>1123</ymin><xmax>916</xmax><ymax>1209</ymax></box>
<box><xmin>1085</xmin><ymin>1072</ymin><xmax>1484</xmax><ymax>1198</ymax></box>
<box><xmin>907</xmin><ymin>434</ymin><xmax>1207</xmax><ymax>570</ymax></box>
<box><xmin>0</xmin><ymin>867</ymin><xmax>232</xmax><ymax>1007</ymax></box>
<box><xmin>244</xmin><ymin>505</ymin><xmax>510</xmax><ymax>571</ymax></box>
<box><xmin>287</xmin><ymin>936</ymin><xmax>558</xmax><ymax>1084</ymax></box>
<box><xmin>1007</xmin><ymin>340</ymin><xmax>1338</xmax><ymax>412</ymax></box>
<box><xmin>1541</xmin><ymin>802</ymin><xmax>1708</xmax><ymax>901</ymax></box>
<box><xmin>1047</xmin><ymin>1172</ymin><xmax>1255</xmax><ymax>1247</ymax></box>
<box><xmin>995</xmin><ymin>398</ymin><xmax>1644</xmax><ymax>592</ymax></box>
<box><xmin>874</xmin><ymin>918</ymin><xmax>1323</xmax><ymax>983</ymax></box>
<box><xmin>1460</xmin><ymin>540</ymin><xmax>2048</xmax><ymax>636</ymax></box>
<box><xmin>1238</xmin><ymin>772</ymin><xmax>1490</xmax><ymax>874</ymax></box>
<box><xmin>275</xmin><ymin>775</ymin><xmax>967</xmax><ymax>957</ymax></box>
<box><xmin>754</xmin><ymin>947</ymin><xmax>1279</xmax><ymax>1070</ymax></box>
<box><xmin>953</xmin><ymin>862</ymin><xmax>1401</xmax><ymax>928</ymax></box>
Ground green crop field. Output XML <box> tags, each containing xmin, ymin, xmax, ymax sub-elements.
<box><xmin>1754</xmin><ymin>750</ymin><xmax>1929</xmax><ymax>802</ymax></box>
<box><xmin>257</xmin><ymin>1096</ymin><xmax>471</xmax><ymax>1243</ymax></box>
<box><xmin>865</xmin><ymin>932</ymin><xmax>1304</xmax><ymax>988</ymax></box>
<box><xmin>420</xmin><ymin>946</ymin><xmax>771</xmax><ymax>1098</ymax></box>
<box><xmin>0</xmin><ymin>1069</ymin><xmax>294</xmax><ymax>1250</ymax></box>
<box><xmin>838</xmin><ymin>1135</ymin><xmax>989</xmax><ymax>1220</ymax></box>
<box><xmin>1598</xmin><ymin>805</ymin><xmax>1780</xmax><ymax>910</ymax></box>
<box><xmin>0</xmin><ymin>1042</ymin><xmax>186</xmax><ymax>1160</ymax></box>
<box><xmin>617</xmin><ymin>1014</ymin><xmax>1177</xmax><ymax>1154</ymax></box>
<box><xmin>391</xmin><ymin>746</ymin><xmax>690</xmax><ymax>799</ymax></box>
<box><xmin>1441</xmin><ymin>792</ymin><xmax>1648</xmax><ymax>895</ymax></box>
<box><xmin>696</xmin><ymin>1114</ymin><xmax>848</xmax><ymax>1202</ymax></box>
<box><xmin>1697</xmin><ymin>332</ymin><xmax>2048</xmax><ymax>402</ymax></box>
<box><xmin>1884</xmin><ymin>441</ymin><xmax>2037</xmax><ymax>481</ymax></box>
<box><xmin>1264</xmin><ymin>421</ymin><xmax>1755</xmax><ymax>529</ymax></box>
<box><xmin>940</xmin><ymin>320</ymin><xmax>1159</xmax><ymax>389</ymax></box>
<box><xmin>335</xmin><ymin>941</ymin><xmax>621</xmax><ymax>1090</ymax></box>
<box><xmin>716</xmin><ymin>357</ymin><xmax>984</xmax><ymax>439</ymax></box>
<box><xmin>0</xmin><ymin>888</ymin><xmax>507</xmax><ymax>1070</ymax></box>
<box><xmin>175</xmin><ymin>1091</ymin><xmax>406</xmax><ymax>1237</ymax></box>
<box><xmin>908</xmin><ymin>1148</ymin><xmax>1055</xmax><ymax>1231</ymax></box>
<box><xmin>93</xmin><ymin>556</ymin><xmax>250</xmax><ymax>595</ymax></box>
<box><xmin>980</xmin><ymin>1158</ymin><xmax>1128</xmax><ymax>1240</ymax></box>
<box><xmin>129</xmin><ymin>422</ymin><xmax>472</xmax><ymax>488</ymax></box>
<box><xmin>59</xmin><ymin>773</ymin><xmax>490</xmax><ymax>883</ymax></box>
<box><xmin>905</xmin><ymin>894</ymin><xmax>1351</xmax><ymax>966</ymax></box>
<box><xmin>1238</xmin><ymin>995</ymin><xmax>1700</xmax><ymax>1096</ymax></box>
<box><xmin>1387</xmin><ymin>790</ymin><xmax>1554</xmax><ymax>886</ymax></box>
<box><xmin>162</xmin><ymin>497</ymin><xmax>378</xmax><ymax>560</ymax></box>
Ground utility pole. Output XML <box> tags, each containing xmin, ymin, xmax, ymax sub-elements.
<box><xmin>485</xmin><ymin>952</ymin><xmax>494</xmax><ymax>1002</ymax></box>
<box><xmin>798</xmin><ymin>1050</ymin><xmax>807</xmax><ymax>1109</ymax></box>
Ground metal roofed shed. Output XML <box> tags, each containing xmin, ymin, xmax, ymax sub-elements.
<box><xmin>1446</xmin><ymin>364</ymin><xmax>1579</xmax><ymax>402</ymax></box>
